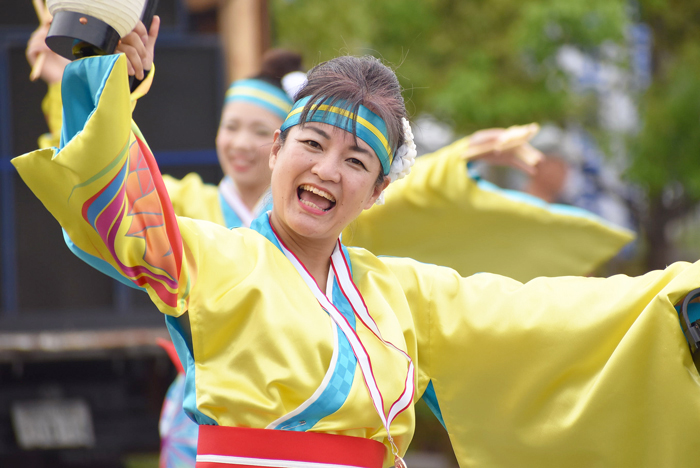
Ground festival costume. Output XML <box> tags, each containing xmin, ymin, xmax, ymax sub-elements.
<box><xmin>16</xmin><ymin>55</ymin><xmax>700</xmax><ymax>467</ymax></box>
<box><xmin>163</xmin><ymin>174</ymin><xmax>272</xmax><ymax>231</ymax></box>
<box><xmin>38</xmin><ymin>82</ymin><xmax>63</xmax><ymax>149</ymax></box>
<box><xmin>158</xmin><ymin>353</ymin><xmax>198</xmax><ymax>468</ymax></box>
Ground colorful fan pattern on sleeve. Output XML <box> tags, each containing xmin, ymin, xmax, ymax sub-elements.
<box><xmin>78</xmin><ymin>130</ymin><xmax>184</xmax><ymax>309</ymax></box>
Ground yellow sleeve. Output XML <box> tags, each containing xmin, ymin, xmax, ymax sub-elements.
<box><xmin>12</xmin><ymin>54</ymin><xmax>223</xmax><ymax>317</ymax></box>
<box><xmin>36</xmin><ymin>65</ymin><xmax>155</xmax><ymax>150</ymax></box>
<box><xmin>382</xmin><ymin>255</ymin><xmax>700</xmax><ymax>466</ymax></box>
<box><xmin>162</xmin><ymin>173</ymin><xmax>226</xmax><ymax>226</ymax></box>
<box><xmin>37</xmin><ymin>81</ymin><xmax>62</xmax><ymax>149</ymax></box>
<box><xmin>129</xmin><ymin>66</ymin><xmax>155</xmax><ymax>111</ymax></box>
<box><xmin>346</xmin><ymin>137</ymin><xmax>634</xmax><ymax>281</ymax></box>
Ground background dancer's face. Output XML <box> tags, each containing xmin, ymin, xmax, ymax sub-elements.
<box><xmin>216</xmin><ymin>101</ymin><xmax>282</xmax><ymax>194</ymax></box>
<box><xmin>269</xmin><ymin>122</ymin><xmax>388</xmax><ymax>242</ymax></box>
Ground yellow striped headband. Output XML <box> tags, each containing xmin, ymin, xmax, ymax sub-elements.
<box><xmin>280</xmin><ymin>96</ymin><xmax>394</xmax><ymax>174</ymax></box>
<box><xmin>225</xmin><ymin>79</ymin><xmax>293</xmax><ymax>120</ymax></box>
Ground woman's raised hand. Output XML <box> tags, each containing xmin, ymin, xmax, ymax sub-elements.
<box><xmin>464</xmin><ymin>125</ymin><xmax>544</xmax><ymax>176</ymax></box>
<box><xmin>115</xmin><ymin>15</ymin><xmax>160</xmax><ymax>80</ymax></box>
<box><xmin>26</xmin><ymin>22</ymin><xmax>70</xmax><ymax>84</ymax></box>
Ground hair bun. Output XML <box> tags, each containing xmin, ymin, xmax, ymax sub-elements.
<box><xmin>256</xmin><ymin>49</ymin><xmax>304</xmax><ymax>86</ymax></box>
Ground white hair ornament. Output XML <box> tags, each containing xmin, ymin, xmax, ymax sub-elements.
<box><xmin>281</xmin><ymin>71</ymin><xmax>307</xmax><ymax>101</ymax></box>
<box><xmin>375</xmin><ymin>117</ymin><xmax>416</xmax><ymax>205</ymax></box>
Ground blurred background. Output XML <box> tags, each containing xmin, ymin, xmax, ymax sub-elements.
<box><xmin>1</xmin><ymin>0</ymin><xmax>699</xmax><ymax>466</ymax></box>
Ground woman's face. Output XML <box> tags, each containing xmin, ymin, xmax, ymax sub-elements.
<box><xmin>269</xmin><ymin>122</ymin><xmax>389</xmax><ymax>242</ymax></box>
<box><xmin>215</xmin><ymin>101</ymin><xmax>283</xmax><ymax>193</ymax></box>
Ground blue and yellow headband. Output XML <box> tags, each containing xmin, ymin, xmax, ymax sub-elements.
<box><xmin>225</xmin><ymin>79</ymin><xmax>293</xmax><ymax>120</ymax></box>
<box><xmin>280</xmin><ymin>96</ymin><xmax>394</xmax><ymax>175</ymax></box>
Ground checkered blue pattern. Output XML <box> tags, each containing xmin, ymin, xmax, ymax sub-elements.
<box><xmin>250</xmin><ymin>215</ymin><xmax>360</xmax><ymax>432</ymax></box>
<box><xmin>274</xmin><ymin>245</ymin><xmax>358</xmax><ymax>431</ymax></box>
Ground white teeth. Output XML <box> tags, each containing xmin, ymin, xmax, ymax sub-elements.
<box><xmin>300</xmin><ymin>198</ymin><xmax>323</xmax><ymax>211</ymax></box>
<box><xmin>299</xmin><ymin>184</ymin><xmax>336</xmax><ymax>202</ymax></box>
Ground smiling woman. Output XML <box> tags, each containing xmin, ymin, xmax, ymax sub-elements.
<box><xmin>265</xmin><ymin>56</ymin><xmax>406</xmax><ymax>287</ymax></box>
<box><xmin>13</xmin><ymin>25</ymin><xmax>700</xmax><ymax>468</ymax></box>
<box><xmin>270</xmin><ymin>121</ymin><xmax>388</xmax><ymax>287</ymax></box>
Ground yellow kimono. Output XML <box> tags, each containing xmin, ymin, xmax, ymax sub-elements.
<box><xmin>14</xmin><ymin>55</ymin><xmax>700</xmax><ymax>467</ymax></box>
<box><xmin>37</xmin><ymin>82</ymin><xmax>62</xmax><ymax>149</ymax></box>
<box><xmin>162</xmin><ymin>173</ymin><xmax>226</xmax><ymax>226</ymax></box>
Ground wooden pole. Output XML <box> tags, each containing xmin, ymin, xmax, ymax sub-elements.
<box><xmin>218</xmin><ymin>0</ymin><xmax>270</xmax><ymax>83</ymax></box>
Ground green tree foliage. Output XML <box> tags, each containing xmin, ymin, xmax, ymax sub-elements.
<box><xmin>271</xmin><ymin>0</ymin><xmax>627</xmax><ymax>131</ymax></box>
<box><xmin>625</xmin><ymin>1</ymin><xmax>700</xmax><ymax>268</ymax></box>
<box><xmin>628</xmin><ymin>44</ymin><xmax>700</xmax><ymax>199</ymax></box>
<box><xmin>627</xmin><ymin>0</ymin><xmax>700</xmax><ymax>200</ymax></box>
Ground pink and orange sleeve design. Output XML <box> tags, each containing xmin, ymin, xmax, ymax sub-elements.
<box><xmin>79</xmin><ymin>131</ymin><xmax>185</xmax><ymax>310</ymax></box>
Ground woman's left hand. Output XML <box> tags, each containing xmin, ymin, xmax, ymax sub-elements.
<box><xmin>115</xmin><ymin>15</ymin><xmax>160</xmax><ymax>80</ymax></box>
<box><xmin>464</xmin><ymin>125</ymin><xmax>544</xmax><ymax>176</ymax></box>
<box><xmin>26</xmin><ymin>22</ymin><xmax>70</xmax><ymax>84</ymax></box>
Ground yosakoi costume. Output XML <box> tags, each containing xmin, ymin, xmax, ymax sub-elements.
<box><xmin>38</xmin><ymin>82</ymin><xmax>63</xmax><ymax>149</ymax></box>
<box><xmin>15</xmin><ymin>54</ymin><xmax>700</xmax><ymax>467</ymax></box>
<box><xmin>33</xmin><ymin>66</ymin><xmax>193</xmax><ymax>466</ymax></box>
<box><xmin>157</xmin><ymin>339</ymin><xmax>199</xmax><ymax>468</ymax></box>
<box><xmin>163</xmin><ymin>173</ymin><xmax>272</xmax><ymax>231</ymax></box>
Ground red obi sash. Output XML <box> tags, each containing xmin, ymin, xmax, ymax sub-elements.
<box><xmin>196</xmin><ymin>426</ymin><xmax>386</xmax><ymax>468</ymax></box>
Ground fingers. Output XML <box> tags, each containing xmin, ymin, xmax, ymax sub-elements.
<box><xmin>116</xmin><ymin>30</ymin><xmax>148</xmax><ymax>79</ymax></box>
<box><xmin>497</xmin><ymin>146</ymin><xmax>541</xmax><ymax>176</ymax></box>
<box><xmin>142</xmin><ymin>16</ymin><xmax>161</xmax><ymax>71</ymax></box>
<box><xmin>507</xmin><ymin>154</ymin><xmax>538</xmax><ymax>176</ymax></box>
<box><xmin>147</xmin><ymin>16</ymin><xmax>160</xmax><ymax>51</ymax></box>
<box><xmin>115</xmin><ymin>18</ymin><xmax>160</xmax><ymax>80</ymax></box>
<box><xmin>469</xmin><ymin>128</ymin><xmax>505</xmax><ymax>147</ymax></box>
<box><xmin>117</xmin><ymin>40</ymin><xmax>142</xmax><ymax>79</ymax></box>
<box><xmin>515</xmin><ymin>143</ymin><xmax>544</xmax><ymax>167</ymax></box>
<box><xmin>131</xmin><ymin>21</ymin><xmax>148</xmax><ymax>41</ymax></box>
<box><xmin>469</xmin><ymin>146</ymin><xmax>540</xmax><ymax>176</ymax></box>
<box><xmin>39</xmin><ymin>53</ymin><xmax>70</xmax><ymax>84</ymax></box>
<box><xmin>26</xmin><ymin>43</ymin><xmax>41</xmax><ymax>66</ymax></box>
<box><xmin>26</xmin><ymin>25</ymin><xmax>51</xmax><ymax>65</ymax></box>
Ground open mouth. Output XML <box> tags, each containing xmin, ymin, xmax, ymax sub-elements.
<box><xmin>297</xmin><ymin>184</ymin><xmax>337</xmax><ymax>212</ymax></box>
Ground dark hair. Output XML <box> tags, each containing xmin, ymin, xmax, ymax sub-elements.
<box><xmin>287</xmin><ymin>56</ymin><xmax>406</xmax><ymax>164</ymax></box>
<box><xmin>253</xmin><ymin>49</ymin><xmax>304</xmax><ymax>88</ymax></box>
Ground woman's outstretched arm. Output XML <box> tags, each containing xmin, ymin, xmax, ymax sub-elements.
<box><xmin>382</xmin><ymin>254</ymin><xmax>700</xmax><ymax>467</ymax></box>
<box><xmin>348</xmin><ymin>135</ymin><xmax>634</xmax><ymax>281</ymax></box>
